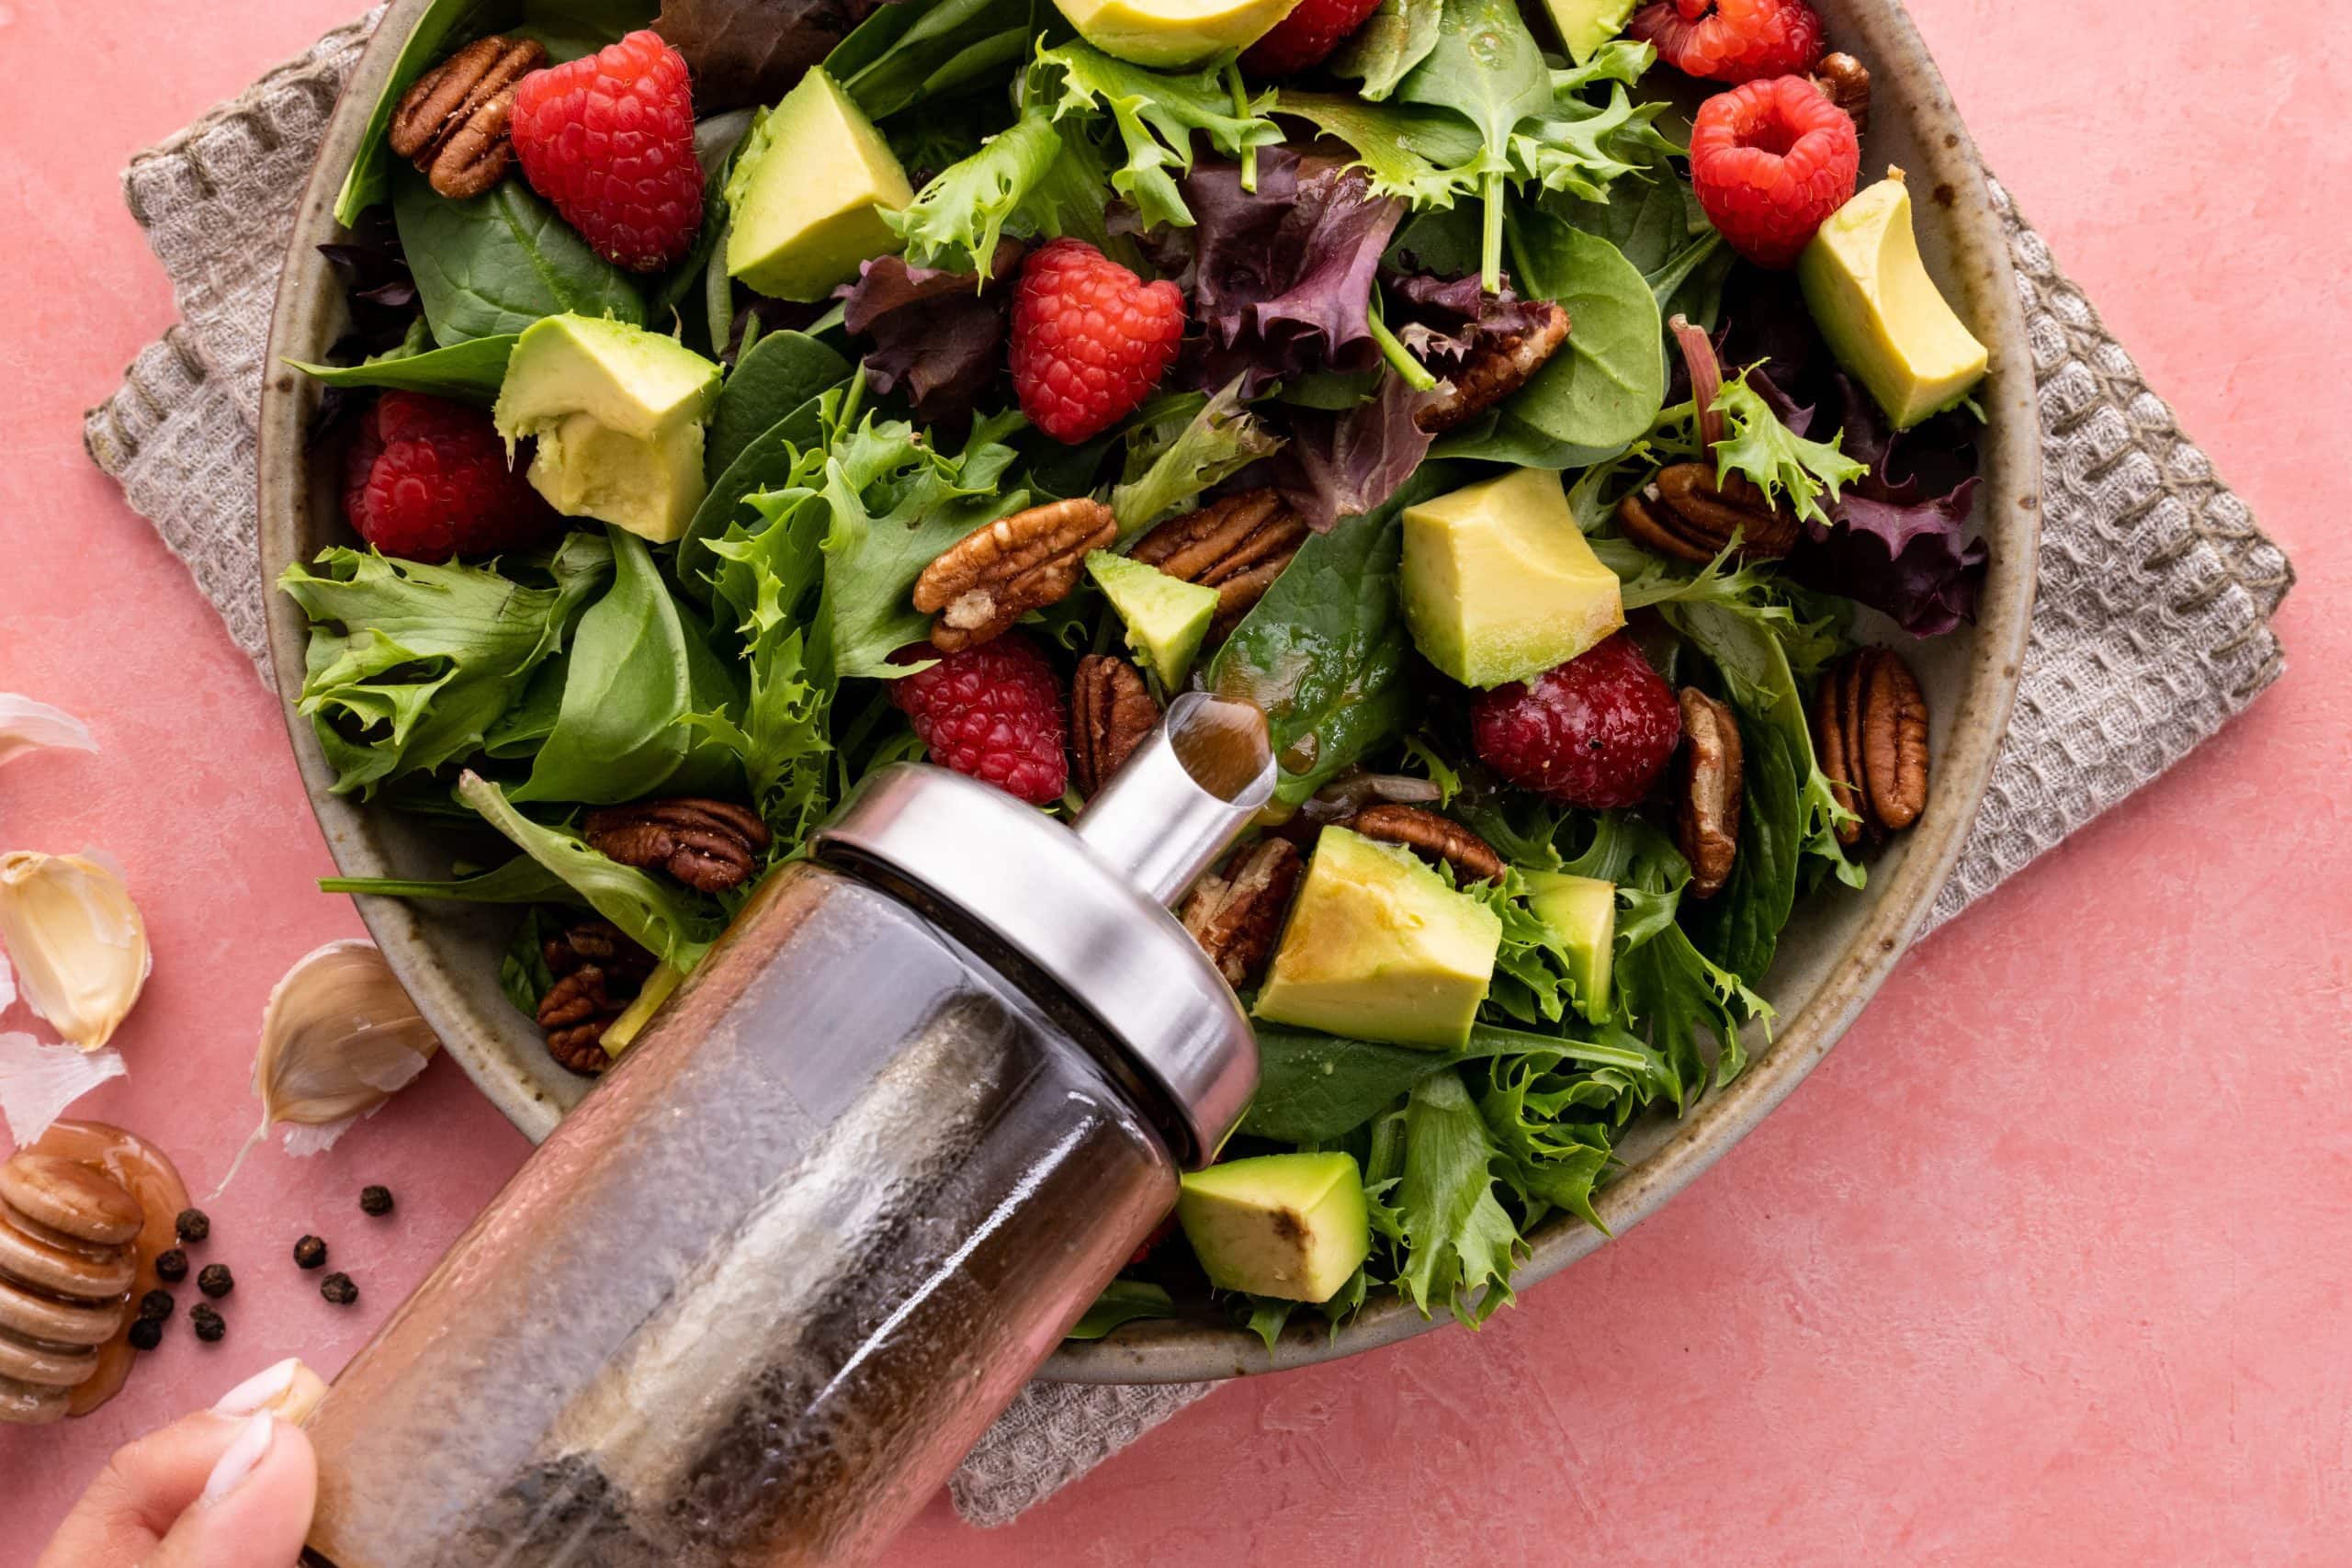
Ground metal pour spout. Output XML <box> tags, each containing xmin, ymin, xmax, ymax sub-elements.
<box><xmin>1070</xmin><ymin>694</ymin><xmax>1276</xmax><ymax>907</ymax></box>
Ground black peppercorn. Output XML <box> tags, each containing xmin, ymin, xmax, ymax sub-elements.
<box><xmin>359</xmin><ymin>1185</ymin><xmax>394</xmax><ymax>1217</ymax></box>
<box><xmin>293</xmin><ymin>1235</ymin><xmax>328</xmax><ymax>1270</ymax></box>
<box><xmin>128</xmin><ymin>1317</ymin><xmax>164</xmax><ymax>1351</ymax></box>
<box><xmin>137</xmin><ymin>1289</ymin><xmax>174</xmax><ymax>1322</ymax></box>
<box><xmin>174</xmin><ymin>1209</ymin><xmax>209</xmax><ymax>1244</ymax></box>
<box><xmin>190</xmin><ymin>1304</ymin><xmax>225</xmax><ymax>1343</ymax></box>
<box><xmin>154</xmin><ymin>1248</ymin><xmax>188</xmax><ymax>1282</ymax></box>
<box><xmin>197</xmin><ymin>1264</ymin><xmax>234</xmax><ymax>1299</ymax></box>
<box><xmin>320</xmin><ymin>1272</ymin><xmax>359</xmax><ymax>1306</ymax></box>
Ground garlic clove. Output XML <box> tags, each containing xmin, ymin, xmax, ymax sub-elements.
<box><xmin>0</xmin><ymin>853</ymin><xmax>151</xmax><ymax>1051</ymax></box>
<box><xmin>213</xmin><ymin>942</ymin><xmax>438</xmax><ymax>1198</ymax></box>
<box><xmin>0</xmin><ymin>1033</ymin><xmax>127</xmax><ymax>1146</ymax></box>
<box><xmin>0</xmin><ymin>696</ymin><xmax>97</xmax><ymax>771</ymax></box>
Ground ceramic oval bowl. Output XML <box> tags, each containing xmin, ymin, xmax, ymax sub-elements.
<box><xmin>258</xmin><ymin>0</ymin><xmax>2040</xmax><ymax>1384</ymax></box>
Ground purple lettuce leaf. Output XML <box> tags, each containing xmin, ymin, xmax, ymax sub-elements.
<box><xmin>654</xmin><ymin>0</ymin><xmax>896</xmax><ymax>113</ymax></box>
<box><xmin>1266</xmin><ymin>368</ymin><xmax>1435</xmax><ymax>533</ymax></box>
<box><xmin>1159</xmin><ymin>149</ymin><xmax>1405</xmax><ymax>398</ymax></box>
<box><xmin>1383</xmin><ymin>270</ymin><xmax>1549</xmax><ymax>367</ymax></box>
<box><xmin>834</xmin><ymin>239</ymin><xmax>1023</xmax><ymax>425</ymax></box>
<box><xmin>1791</xmin><ymin>477</ymin><xmax>1987</xmax><ymax>637</ymax></box>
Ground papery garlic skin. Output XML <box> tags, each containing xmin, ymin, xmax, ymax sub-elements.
<box><xmin>0</xmin><ymin>853</ymin><xmax>151</xmax><ymax>1051</ymax></box>
<box><xmin>0</xmin><ymin>695</ymin><xmax>97</xmax><ymax>770</ymax></box>
<box><xmin>0</xmin><ymin>1032</ymin><xmax>128</xmax><ymax>1145</ymax></box>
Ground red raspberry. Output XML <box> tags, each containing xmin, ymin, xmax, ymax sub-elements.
<box><xmin>1688</xmin><ymin>75</ymin><xmax>1860</xmax><ymax>267</ymax></box>
<box><xmin>1009</xmin><ymin>239</ymin><xmax>1184</xmax><ymax>444</ymax></box>
<box><xmin>890</xmin><ymin>633</ymin><xmax>1069</xmax><ymax>806</ymax></box>
<box><xmin>1629</xmin><ymin>0</ymin><xmax>1825</xmax><ymax>83</ymax></box>
<box><xmin>508</xmin><ymin>30</ymin><xmax>704</xmax><ymax>273</ymax></box>
<box><xmin>1242</xmin><ymin>0</ymin><xmax>1385</xmax><ymax>76</ymax></box>
<box><xmin>342</xmin><ymin>391</ymin><xmax>561</xmax><ymax>560</ymax></box>
<box><xmin>1469</xmin><ymin>633</ymin><xmax>1682</xmax><ymax>809</ymax></box>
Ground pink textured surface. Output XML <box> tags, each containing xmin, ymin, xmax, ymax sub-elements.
<box><xmin>1</xmin><ymin>2</ymin><xmax>2342</xmax><ymax>1561</ymax></box>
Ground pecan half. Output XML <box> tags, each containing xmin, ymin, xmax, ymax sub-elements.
<box><xmin>912</xmin><ymin>498</ymin><xmax>1115</xmax><ymax>653</ymax></box>
<box><xmin>1616</xmin><ymin>464</ymin><xmax>1803</xmax><ymax>561</ymax></box>
<box><xmin>1348</xmin><ymin>804</ymin><xmax>1507</xmax><ymax>886</ymax></box>
<box><xmin>1181</xmin><ymin>838</ymin><xmax>1305</xmax><ymax>988</ymax></box>
<box><xmin>582</xmin><ymin>799</ymin><xmax>770</xmax><ymax>892</ymax></box>
<box><xmin>1675</xmin><ymin>689</ymin><xmax>1744</xmax><ymax>899</ymax></box>
<box><xmin>544</xmin><ymin>918</ymin><xmax>658</xmax><ymax>985</ymax></box>
<box><xmin>537</xmin><ymin>969</ymin><xmax>629</xmax><ymax>1077</ymax></box>
<box><xmin>1129</xmin><ymin>489</ymin><xmax>1309</xmax><ymax>639</ymax></box>
<box><xmin>389</xmin><ymin>36</ymin><xmax>546</xmax><ymax>200</ymax></box>
<box><xmin>1070</xmin><ymin>655</ymin><xmax>1161</xmax><ymax>796</ymax></box>
<box><xmin>1813</xmin><ymin>53</ymin><xmax>1871</xmax><ymax>135</ymax></box>
<box><xmin>1814</xmin><ymin>649</ymin><xmax>1930</xmax><ymax>845</ymax></box>
<box><xmin>1416</xmin><ymin>301</ymin><xmax>1573</xmax><ymax>434</ymax></box>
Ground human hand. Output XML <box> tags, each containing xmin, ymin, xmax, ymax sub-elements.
<box><xmin>38</xmin><ymin>1360</ymin><xmax>320</xmax><ymax>1568</ymax></box>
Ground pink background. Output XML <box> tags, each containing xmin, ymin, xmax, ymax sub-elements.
<box><xmin>3</xmin><ymin>2</ymin><xmax>2346</xmax><ymax>1562</ymax></box>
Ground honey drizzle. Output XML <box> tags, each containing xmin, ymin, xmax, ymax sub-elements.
<box><xmin>27</xmin><ymin>1121</ymin><xmax>191</xmax><ymax>1416</ymax></box>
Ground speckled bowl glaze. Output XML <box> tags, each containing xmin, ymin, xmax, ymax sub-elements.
<box><xmin>258</xmin><ymin>0</ymin><xmax>2039</xmax><ymax>1384</ymax></box>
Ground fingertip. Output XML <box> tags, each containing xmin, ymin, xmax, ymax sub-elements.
<box><xmin>154</xmin><ymin>1416</ymin><xmax>320</xmax><ymax>1568</ymax></box>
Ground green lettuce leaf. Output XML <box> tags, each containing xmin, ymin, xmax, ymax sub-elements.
<box><xmin>886</xmin><ymin>101</ymin><xmax>1071</xmax><ymax>276</ymax></box>
<box><xmin>1036</xmin><ymin>41</ymin><xmax>1282</xmax><ymax>231</ymax></box>
<box><xmin>456</xmin><ymin>772</ymin><xmax>722</xmax><ymax>973</ymax></box>
<box><xmin>278</xmin><ymin>535</ymin><xmax>612</xmax><ymax>796</ymax></box>
<box><xmin>1109</xmin><ymin>379</ymin><xmax>1283</xmax><ymax>535</ymax></box>
<box><xmin>816</xmin><ymin>409</ymin><xmax>1030</xmax><ymax>679</ymax></box>
<box><xmin>1384</xmin><ymin>1070</ymin><xmax>1521</xmax><ymax>1327</ymax></box>
<box><xmin>1712</xmin><ymin>374</ymin><xmax>1868</xmax><ymax>528</ymax></box>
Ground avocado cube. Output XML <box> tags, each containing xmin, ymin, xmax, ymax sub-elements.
<box><xmin>725</xmin><ymin>69</ymin><xmax>914</xmax><ymax>303</ymax></box>
<box><xmin>492</xmin><ymin>314</ymin><xmax>721</xmax><ymax>543</ymax></box>
<box><xmin>1798</xmin><ymin>170</ymin><xmax>1989</xmax><ymax>431</ymax></box>
<box><xmin>1540</xmin><ymin>0</ymin><xmax>1636</xmax><ymax>64</ymax></box>
<box><xmin>1087</xmin><ymin>551</ymin><xmax>1219</xmax><ymax>688</ymax></box>
<box><xmin>1254</xmin><ymin>827</ymin><xmax>1502</xmax><ymax>1051</ymax></box>
<box><xmin>1524</xmin><ymin>871</ymin><xmax>1616</xmax><ymax>1024</ymax></box>
<box><xmin>1401</xmin><ymin>467</ymin><xmax>1625</xmax><ymax>690</ymax></box>
<box><xmin>1177</xmin><ymin>1151</ymin><xmax>1370</xmax><ymax>1304</ymax></box>
<box><xmin>1052</xmin><ymin>0</ymin><xmax>1306</xmax><ymax>69</ymax></box>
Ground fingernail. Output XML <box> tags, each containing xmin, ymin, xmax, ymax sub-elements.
<box><xmin>213</xmin><ymin>1358</ymin><xmax>299</xmax><ymax>1416</ymax></box>
<box><xmin>200</xmin><ymin>1414</ymin><xmax>275</xmax><ymax>1505</ymax></box>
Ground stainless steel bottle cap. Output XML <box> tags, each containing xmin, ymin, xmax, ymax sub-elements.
<box><xmin>810</xmin><ymin>694</ymin><xmax>1274</xmax><ymax>1166</ymax></box>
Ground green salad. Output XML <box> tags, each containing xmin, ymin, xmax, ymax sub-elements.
<box><xmin>288</xmin><ymin>0</ymin><xmax>1992</xmax><ymax>1344</ymax></box>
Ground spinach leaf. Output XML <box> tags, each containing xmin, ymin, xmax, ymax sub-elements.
<box><xmin>707</xmin><ymin>332</ymin><xmax>851</xmax><ymax>479</ymax></box>
<box><xmin>393</xmin><ymin>170</ymin><xmax>645</xmax><ymax>344</ymax></box>
<box><xmin>458</xmin><ymin>773</ymin><xmax>721</xmax><ymax>971</ymax></box>
<box><xmin>498</xmin><ymin>907</ymin><xmax>563</xmax><ymax>1017</ymax></box>
<box><xmin>512</xmin><ymin>528</ymin><xmax>694</xmax><ymax>804</ymax></box>
<box><xmin>1243</xmin><ymin>1021</ymin><xmax>1662</xmax><ymax>1143</ymax></box>
<box><xmin>514</xmin><ymin>0</ymin><xmax>656</xmax><ymax>61</ymax></box>
<box><xmin>678</xmin><ymin>388</ymin><xmax>837</xmax><ymax>600</ymax></box>
<box><xmin>278</xmin><ymin>534</ymin><xmax>612</xmax><ymax>796</ymax></box>
<box><xmin>481</xmin><ymin>653</ymin><xmax>569</xmax><ymax>757</ymax></box>
<box><xmin>652</xmin><ymin>107</ymin><xmax>759</xmax><ymax>326</ymax></box>
<box><xmin>1687</xmin><ymin>706</ymin><xmax>1802</xmax><ymax>982</ymax></box>
<box><xmin>1396</xmin><ymin>0</ymin><xmax>1552</xmax><ymax>288</ymax></box>
<box><xmin>335</xmin><ymin>0</ymin><xmax>504</xmax><ymax>226</ymax></box>
<box><xmin>1500</xmin><ymin>207</ymin><xmax>1664</xmax><ymax>450</ymax></box>
<box><xmin>288</xmin><ymin>335</ymin><xmax>516</xmax><ymax>405</ymax></box>
<box><xmin>1425</xmin><ymin>408</ymin><xmax>1622</xmax><ymax>468</ymax></box>
<box><xmin>1329</xmin><ymin>0</ymin><xmax>1443</xmax><ymax>100</ymax></box>
<box><xmin>1067</xmin><ymin>1280</ymin><xmax>1179</xmax><ymax>1340</ymax></box>
<box><xmin>828</xmin><ymin>0</ymin><xmax>1030</xmax><ymax>120</ymax></box>
<box><xmin>320</xmin><ymin>856</ymin><xmax>586</xmax><ymax>906</ymax></box>
<box><xmin>1208</xmin><ymin>462</ymin><xmax>1457</xmax><ymax>804</ymax></box>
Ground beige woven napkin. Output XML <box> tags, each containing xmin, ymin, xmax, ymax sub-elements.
<box><xmin>81</xmin><ymin>12</ymin><xmax>2292</xmax><ymax>1528</ymax></box>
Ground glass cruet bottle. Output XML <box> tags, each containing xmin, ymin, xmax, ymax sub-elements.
<box><xmin>298</xmin><ymin>693</ymin><xmax>1272</xmax><ymax>1568</ymax></box>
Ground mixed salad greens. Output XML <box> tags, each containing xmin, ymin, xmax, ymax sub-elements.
<box><xmin>288</xmin><ymin>0</ymin><xmax>1991</xmax><ymax>1345</ymax></box>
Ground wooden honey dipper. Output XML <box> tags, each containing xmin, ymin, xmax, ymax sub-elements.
<box><xmin>0</xmin><ymin>1151</ymin><xmax>144</xmax><ymax>1424</ymax></box>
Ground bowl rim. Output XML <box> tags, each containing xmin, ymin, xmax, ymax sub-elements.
<box><xmin>256</xmin><ymin>0</ymin><xmax>2041</xmax><ymax>1386</ymax></box>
